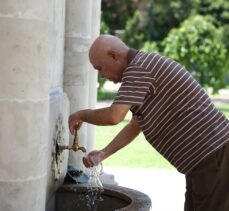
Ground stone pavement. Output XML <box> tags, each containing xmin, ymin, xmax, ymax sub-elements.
<box><xmin>103</xmin><ymin>167</ymin><xmax>186</xmax><ymax>211</ymax></box>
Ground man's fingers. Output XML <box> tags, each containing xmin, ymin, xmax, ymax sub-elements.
<box><xmin>82</xmin><ymin>150</ymin><xmax>106</xmax><ymax>168</ymax></box>
<box><xmin>83</xmin><ymin>156</ymin><xmax>94</xmax><ymax>168</ymax></box>
<box><xmin>70</xmin><ymin>126</ymin><xmax>74</xmax><ymax>135</ymax></box>
<box><xmin>82</xmin><ymin>157</ymin><xmax>90</xmax><ymax>168</ymax></box>
<box><xmin>69</xmin><ymin>120</ymin><xmax>83</xmax><ymax>135</ymax></box>
<box><xmin>77</xmin><ymin>121</ymin><xmax>83</xmax><ymax>129</ymax></box>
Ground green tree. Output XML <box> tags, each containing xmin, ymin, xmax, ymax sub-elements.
<box><xmin>100</xmin><ymin>12</ymin><xmax>109</xmax><ymax>34</ymax></box>
<box><xmin>121</xmin><ymin>11</ymin><xmax>146</xmax><ymax>49</ymax></box>
<box><xmin>141</xmin><ymin>41</ymin><xmax>159</xmax><ymax>53</ymax></box>
<box><xmin>192</xmin><ymin>0</ymin><xmax>229</xmax><ymax>70</ymax></box>
<box><xmin>101</xmin><ymin>0</ymin><xmax>141</xmax><ymax>34</ymax></box>
<box><xmin>221</xmin><ymin>25</ymin><xmax>229</xmax><ymax>53</ymax></box>
<box><xmin>145</xmin><ymin>0</ymin><xmax>193</xmax><ymax>41</ymax></box>
<box><xmin>192</xmin><ymin>0</ymin><xmax>229</xmax><ymax>26</ymax></box>
<box><xmin>163</xmin><ymin>15</ymin><xmax>228</xmax><ymax>92</ymax></box>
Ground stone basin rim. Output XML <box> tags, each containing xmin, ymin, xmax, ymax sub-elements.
<box><xmin>57</xmin><ymin>183</ymin><xmax>152</xmax><ymax>211</ymax></box>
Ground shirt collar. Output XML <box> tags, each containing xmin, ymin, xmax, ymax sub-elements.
<box><xmin>127</xmin><ymin>48</ymin><xmax>139</xmax><ymax>64</ymax></box>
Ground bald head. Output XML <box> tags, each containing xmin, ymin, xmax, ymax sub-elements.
<box><xmin>88</xmin><ymin>35</ymin><xmax>130</xmax><ymax>83</ymax></box>
<box><xmin>89</xmin><ymin>35</ymin><xmax>129</xmax><ymax>63</ymax></box>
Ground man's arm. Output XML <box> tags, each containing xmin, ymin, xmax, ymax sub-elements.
<box><xmin>68</xmin><ymin>104</ymin><xmax>131</xmax><ymax>134</ymax></box>
<box><xmin>83</xmin><ymin>116</ymin><xmax>141</xmax><ymax>167</ymax></box>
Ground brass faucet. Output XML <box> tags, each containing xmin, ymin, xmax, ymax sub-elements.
<box><xmin>58</xmin><ymin>131</ymin><xmax>86</xmax><ymax>153</ymax></box>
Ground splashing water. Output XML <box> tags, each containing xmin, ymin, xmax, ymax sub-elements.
<box><xmin>84</xmin><ymin>163</ymin><xmax>104</xmax><ymax>210</ymax></box>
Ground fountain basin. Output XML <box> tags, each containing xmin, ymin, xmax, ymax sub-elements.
<box><xmin>56</xmin><ymin>184</ymin><xmax>152</xmax><ymax>211</ymax></box>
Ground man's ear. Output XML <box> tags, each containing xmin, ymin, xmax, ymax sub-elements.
<box><xmin>107</xmin><ymin>49</ymin><xmax>119</xmax><ymax>61</ymax></box>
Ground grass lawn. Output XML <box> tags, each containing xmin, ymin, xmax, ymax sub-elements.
<box><xmin>215</xmin><ymin>103</ymin><xmax>229</xmax><ymax>118</ymax></box>
<box><xmin>95</xmin><ymin>103</ymin><xmax>229</xmax><ymax>169</ymax></box>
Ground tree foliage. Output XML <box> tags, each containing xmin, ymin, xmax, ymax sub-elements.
<box><xmin>192</xmin><ymin>0</ymin><xmax>229</xmax><ymax>26</ymax></box>
<box><xmin>99</xmin><ymin>0</ymin><xmax>229</xmax><ymax>92</ymax></box>
<box><xmin>101</xmin><ymin>0</ymin><xmax>142</xmax><ymax>34</ymax></box>
<box><xmin>163</xmin><ymin>15</ymin><xmax>228</xmax><ymax>92</ymax></box>
<box><xmin>142</xmin><ymin>41</ymin><xmax>159</xmax><ymax>53</ymax></box>
<box><xmin>121</xmin><ymin>11</ymin><xmax>146</xmax><ymax>49</ymax></box>
<box><xmin>146</xmin><ymin>0</ymin><xmax>193</xmax><ymax>41</ymax></box>
<box><xmin>101</xmin><ymin>0</ymin><xmax>194</xmax><ymax>43</ymax></box>
<box><xmin>192</xmin><ymin>0</ymin><xmax>229</xmax><ymax>55</ymax></box>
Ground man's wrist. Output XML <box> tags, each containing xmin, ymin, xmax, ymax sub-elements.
<box><xmin>83</xmin><ymin>109</ymin><xmax>91</xmax><ymax>123</ymax></box>
<box><xmin>101</xmin><ymin>148</ymin><xmax>113</xmax><ymax>158</ymax></box>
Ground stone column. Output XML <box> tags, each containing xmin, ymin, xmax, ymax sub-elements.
<box><xmin>64</xmin><ymin>0</ymin><xmax>92</xmax><ymax>169</ymax></box>
<box><xmin>46</xmin><ymin>1</ymin><xmax>70</xmax><ymax>210</ymax></box>
<box><xmin>87</xmin><ymin>0</ymin><xmax>101</xmax><ymax>152</ymax></box>
<box><xmin>0</xmin><ymin>1</ymin><xmax>54</xmax><ymax>211</ymax></box>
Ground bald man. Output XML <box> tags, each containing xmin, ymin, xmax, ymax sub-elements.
<box><xmin>68</xmin><ymin>35</ymin><xmax>229</xmax><ymax>211</ymax></box>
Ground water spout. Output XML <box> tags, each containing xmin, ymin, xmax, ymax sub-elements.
<box><xmin>58</xmin><ymin>130</ymin><xmax>86</xmax><ymax>153</ymax></box>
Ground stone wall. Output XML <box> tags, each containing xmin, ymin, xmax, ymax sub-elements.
<box><xmin>0</xmin><ymin>1</ymin><xmax>101</xmax><ymax>211</ymax></box>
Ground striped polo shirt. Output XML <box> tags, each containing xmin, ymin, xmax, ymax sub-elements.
<box><xmin>113</xmin><ymin>49</ymin><xmax>229</xmax><ymax>174</ymax></box>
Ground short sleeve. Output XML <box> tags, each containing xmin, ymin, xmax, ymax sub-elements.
<box><xmin>113</xmin><ymin>66</ymin><xmax>156</xmax><ymax>106</ymax></box>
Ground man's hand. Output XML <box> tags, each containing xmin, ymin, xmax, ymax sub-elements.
<box><xmin>68</xmin><ymin>111</ymin><xmax>84</xmax><ymax>135</ymax></box>
<box><xmin>82</xmin><ymin>150</ymin><xmax>108</xmax><ymax>168</ymax></box>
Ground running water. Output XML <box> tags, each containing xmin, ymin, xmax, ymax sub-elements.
<box><xmin>84</xmin><ymin>163</ymin><xmax>104</xmax><ymax>210</ymax></box>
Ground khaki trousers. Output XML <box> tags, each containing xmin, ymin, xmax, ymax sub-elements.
<box><xmin>184</xmin><ymin>142</ymin><xmax>229</xmax><ymax>211</ymax></box>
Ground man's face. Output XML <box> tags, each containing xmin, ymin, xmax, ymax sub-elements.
<box><xmin>91</xmin><ymin>51</ymin><xmax>124</xmax><ymax>84</ymax></box>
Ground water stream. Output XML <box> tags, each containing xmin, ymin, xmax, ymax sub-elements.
<box><xmin>83</xmin><ymin>163</ymin><xmax>104</xmax><ymax>210</ymax></box>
